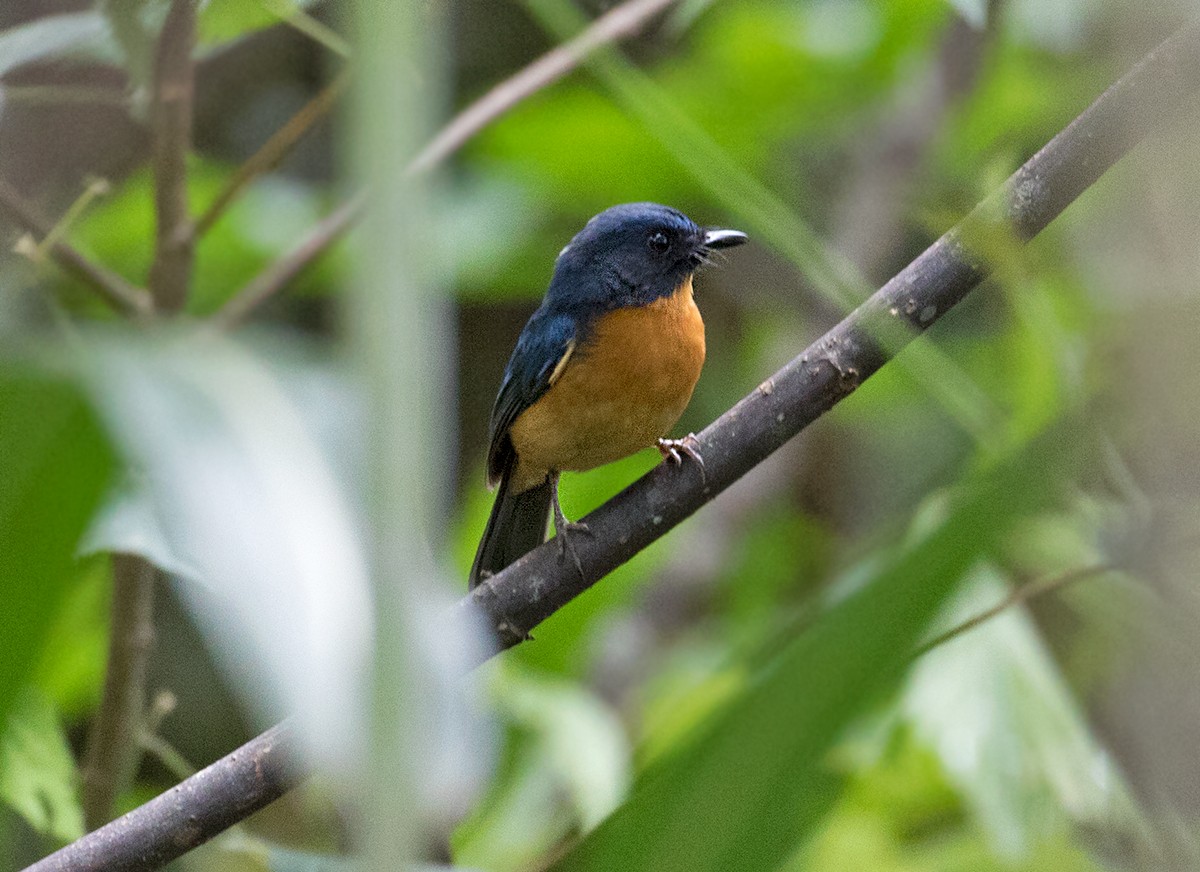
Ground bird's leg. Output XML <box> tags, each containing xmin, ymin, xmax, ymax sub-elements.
<box><xmin>657</xmin><ymin>433</ymin><xmax>706</xmax><ymax>482</ymax></box>
<box><xmin>550</xmin><ymin>470</ymin><xmax>591</xmax><ymax>578</ymax></box>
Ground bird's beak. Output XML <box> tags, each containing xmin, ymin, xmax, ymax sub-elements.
<box><xmin>703</xmin><ymin>228</ymin><xmax>748</xmax><ymax>249</ymax></box>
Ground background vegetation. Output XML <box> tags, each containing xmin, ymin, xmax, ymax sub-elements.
<box><xmin>2</xmin><ymin>1</ymin><xmax>1200</xmax><ymax>870</ymax></box>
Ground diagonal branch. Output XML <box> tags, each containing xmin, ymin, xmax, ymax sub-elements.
<box><xmin>23</xmin><ymin>17</ymin><xmax>1200</xmax><ymax>872</ymax></box>
<box><xmin>211</xmin><ymin>0</ymin><xmax>681</xmax><ymax>329</ymax></box>
<box><xmin>0</xmin><ymin>178</ymin><xmax>153</xmax><ymax>317</ymax></box>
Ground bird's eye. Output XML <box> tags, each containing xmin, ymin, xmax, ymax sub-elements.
<box><xmin>647</xmin><ymin>231</ymin><xmax>670</xmax><ymax>254</ymax></box>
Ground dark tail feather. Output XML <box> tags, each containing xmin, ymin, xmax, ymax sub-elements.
<box><xmin>469</xmin><ymin>465</ymin><xmax>551</xmax><ymax>589</ymax></box>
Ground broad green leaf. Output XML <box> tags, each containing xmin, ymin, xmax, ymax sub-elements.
<box><xmin>199</xmin><ymin>0</ymin><xmax>324</xmax><ymax>48</ymax></box>
<box><xmin>904</xmin><ymin>567</ymin><xmax>1144</xmax><ymax>855</ymax></box>
<box><xmin>0</xmin><ymin>690</ymin><xmax>84</xmax><ymax>843</ymax></box>
<box><xmin>549</xmin><ymin>436</ymin><xmax>1071</xmax><ymax>872</ymax></box>
<box><xmin>0</xmin><ymin>367</ymin><xmax>114</xmax><ymax>729</ymax></box>
<box><xmin>73</xmin><ymin>331</ymin><xmax>372</xmax><ymax>766</ymax></box>
<box><xmin>0</xmin><ymin>12</ymin><xmax>109</xmax><ymax>77</ymax></box>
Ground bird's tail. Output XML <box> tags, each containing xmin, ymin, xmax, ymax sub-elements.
<box><xmin>469</xmin><ymin>461</ymin><xmax>552</xmax><ymax>589</ymax></box>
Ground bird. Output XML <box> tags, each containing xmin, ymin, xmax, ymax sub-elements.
<box><xmin>469</xmin><ymin>202</ymin><xmax>747</xmax><ymax>589</ymax></box>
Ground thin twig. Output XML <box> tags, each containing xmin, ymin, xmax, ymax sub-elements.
<box><xmin>912</xmin><ymin>563</ymin><xmax>1111</xmax><ymax>658</ymax></box>
<box><xmin>409</xmin><ymin>0</ymin><xmax>678</xmax><ymax>174</ymax></box>
<box><xmin>24</xmin><ymin>18</ymin><xmax>1200</xmax><ymax>872</ymax></box>
<box><xmin>81</xmin><ymin>555</ymin><xmax>158</xmax><ymax>830</ymax></box>
<box><xmin>146</xmin><ymin>0</ymin><xmax>198</xmax><ymax>315</ymax></box>
<box><xmin>211</xmin><ymin>0</ymin><xmax>681</xmax><ymax>329</ymax></box>
<box><xmin>210</xmin><ymin>192</ymin><xmax>365</xmax><ymax>329</ymax></box>
<box><xmin>195</xmin><ymin>70</ymin><xmax>351</xmax><ymax>237</ymax></box>
<box><xmin>0</xmin><ymin>178</ymin><xmax>153</xmax><ymax>317</ymax></box>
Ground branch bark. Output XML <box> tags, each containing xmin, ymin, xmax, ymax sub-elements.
<box><xmin>81</xmin><ymin>555</ymin><xmax>159</xmax><ymax>830</ymax></box>
<box><xmin>25</xmin><ymin>17</ymin><xmax>1200</xmax><ymax>872</ymax></box>
<box><xmin>211</xmin><ymin>0</ymin><xmax>681</xmax><ymax>329</ymax></box>
<box><xmin>146</xmin><ymin>0</ymin><xmax>198</xmax><ymax>315</ymax></box>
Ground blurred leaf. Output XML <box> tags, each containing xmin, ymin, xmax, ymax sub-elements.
<box><xmin>454</xmin><ymin>667</ymin><xmax>630</xmax><ymax>871</ymax></box>
<box><xmin>198</xmin><ymin>0</ymin><xmax>323</xmax><ymax>48</ymax></box>
<box><xmin>0</xmin><ymin>12</ymin><xmax>110</xmax><ymax>77</ymax></box>
<box><xmin>946</xmin><ymin>0</ymin><xmax>988</xmax><ymax>28</ymax></box>
<box><xmin>33</xmin><ymin>557</ymin><xmax>111</xmax><ymax>720</ymax></box>
<box><xmin>0</xmin><ymin>366</ymin><xmax>114</xmax><ymax>729</ymax></box>
<box><xmin>904</xmin><ymin>566</ymin><xmax>1143</xmax><ymax>856</ymax></box>
<box><xmin>98</xmin><ymin>0</ymin><xmax>165</xmax><ymax>99</ymax></box>
<box><xmin>0</xmin><ymin>690</ymin><xmax>85</xmax><ymax>843</ymax></box>
<box><xmin>73</xmin><ymin>330</ymin><xmax>372</xmax><ymax>766</ymax></box>
<box><xmin>549</xmin><ymin>435</ymin><xmax>1070</xmax><ymax>872</ymax></box>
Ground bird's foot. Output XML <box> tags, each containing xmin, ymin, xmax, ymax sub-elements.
<box><xmin>657</xmin><ymin>434</ymin><xmax>706</xmax><ymax>482</ymax></box>
<box><xmin>552</xmin><ymin>509</ymin><xmax>592</xmax><ymax>580</ymax></box>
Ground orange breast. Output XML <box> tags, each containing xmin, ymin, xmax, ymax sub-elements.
<box><xmin>508</xmin><ymin>277</ymin><xmax>705</xmax><ymax>490</ymax></box>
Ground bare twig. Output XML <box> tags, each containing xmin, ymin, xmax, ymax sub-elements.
<box><xmin>81</xmin><ymin>555</ymin><xmax>159</xmax><ymax>830</ymax></box>
<box><xmin>409</xmin><ymin>0</ymin><xmax>678</xmax><ymax>174</ymax></box>
<box><xmin>210</xmin><ymin>192</ymin><xmax>365</xmax><ymax>329</ymax></box>
<box><xmin>0</xmin><ymin>178</ymin><xmax>153</xmax><ymax>317</ymax></box>
<box><xmin>195</xmin><ymin>70</ymin><xmax>351</xmax><ymax>238</ymax></box>
<box><xmin>24</xmin><ymin>18</ymin><xmax>1200</xmax><ymax>872</ymax></box>
<box><xmin>211</xmin><ymin>0</ymin><xmax>681</xmax><ymax>328</ymax></box>
<box><xmin>913</xmin><ymin>563</ymin><xmax>1111</xmax><ymax>658</ymax></box>
<box><xmin>146</xmin><ymin>0</ymin><xmax>198</xmax><ymax>315</ymax></box>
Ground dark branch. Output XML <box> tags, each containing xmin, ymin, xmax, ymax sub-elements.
<box><xmin>0</xmin><ymin>179</ymin><xmax>153</xmax><ymax>317</ymax></box>
<box><xmin>145</xmin><ymin>0</ymin><xmax>197</xmax><ymax>315</ymax></box>
<box><xmin>25</xmin><ymin>724</ymin><xmax>299</xmax><ymax>872</ymax></box>
<box><xmin>81</xmin><ymin>555</ymin><xmax>159</xmax><ymax>829</ymax></box>
<box><xmin>24</xmin><ymin>18</ymin><xmax>1200</xmax><ymax>872</ymax></box>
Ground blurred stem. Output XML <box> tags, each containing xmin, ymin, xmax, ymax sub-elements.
<box><xmin>0</xmin><ymin>178</ymin><xmax>152</xmax><ymax>317</ymax></box>
<box><xmin>913</xmin><ymin>563</ymin><xmax>1111</xmax><ymax>658</ymax></box>
<box><xmin>82</xmin><ymin>554</ymin><xmax>158</xmax><ymax>830</ymax></box>
<box><xmin>351</xmin><ymin>2</ymin><xmax>449</xmax><ymax>870</ymax></box>
<box><xmin>195</xmin><ymin>69</ymin><xmax>352</xmax><ymax>238</ymax></box>
<box><xmin>81</xmin><ymin>0</ymin><xmax>197</xmax><ymax>832</ymax></box>
<box><xmin>146</xmin><ymin>0</ymin><xmax>197</xmax><ymax>315</ymax></box>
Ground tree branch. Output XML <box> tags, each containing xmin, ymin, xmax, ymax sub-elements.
<box><xmin>0</xmin><ymin>178</ymin><xmax>153</xmax><ymax>317</ymax></box>
<box><xmin>24</xmin><ymin>17</ymin><xmax>1200</xmax><ymax>872</ymax></box>
<box><xmin>26</xmin><ymin>724</ymin><xmax>298</xmax><ymax>872</ymax></box>
<box><xmin>211</xmin><ymin>0</ymin><xmax>681</xmax><ymax>329</ymax></box>
<box><xmin>81</xmin><ymin>555</ymin><xmax>159</xmax><ymax>830</ymax></box>
<box><xmin>146</xmin><ymin>0</ymin><xmax>198</xmax><ymax>315</ymax></box>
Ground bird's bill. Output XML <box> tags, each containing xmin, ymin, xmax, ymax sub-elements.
<box><xmin>703</xmin><ymin>228</ymin><xmax>749</xmax><ymax>249</ymax></box>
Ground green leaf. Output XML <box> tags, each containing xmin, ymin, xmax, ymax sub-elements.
<box><xmin>0</xmin><ymin>12</ymin><xmax>110</xmax><ymax>77</ymax></box>
<box><xmin>0</xmin><ymin>366</ymin><xmax>114</xmax><ymax>730</ymax></box>
<box><xmin>0</xmin><ymin>690</ymin><xmax>85</xmax><ymax>843</ymax></box>
<box><xmin>198</xmin><ymin>0</ymin><xmax>323</xmax><ymax>48</ymax></box>
<box><xmin>549</xmin><ymin>436</ymin><xmax>1071</xmax><ymax>872</ymax></box>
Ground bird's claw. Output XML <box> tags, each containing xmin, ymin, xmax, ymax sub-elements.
<box><xmin>552</xmin><ymin>495</ymin><xmax>592</xmax><ymax>580</ymax></box>
<box><xmin>657</xmin><ymin>434</ymin><xmax>706</xmax><ymax>482</ymax></box>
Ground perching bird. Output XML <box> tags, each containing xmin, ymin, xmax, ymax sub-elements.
<box><xmin>469</xmin><ymin>203</ymin><xmax>747</xmax><ymax>589</ymax></box>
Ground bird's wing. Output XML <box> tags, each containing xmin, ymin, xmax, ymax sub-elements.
<box><xmin>486</xmin><ymin>308</ymin><xmax>578</xmax><ymax>487</ymax></box>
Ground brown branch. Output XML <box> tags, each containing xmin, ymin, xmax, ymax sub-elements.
<box><xmin>912</xmin><ymin>563</ymin><xmax>1111</xmax><ymax>658</ymax></box>
<box><xmin>24</xmin><ymin>18</ymin><xmax>1200</xmax><ymax>872</ymax></box>
<box><xmin>146</xmin><ymin>0</ymin><xmax>198</xmax><ymax>315</ymax></box>
<box><xmin>194</xmin><ymin>70</ymin><xmax>351</xmax><ymax>238</ymax></box>
<box><xmin>211</xmin><ymin>0</ymin><xmax>681</xmax><ymax>329</ymax></box>
<box><xmin>81</xmin><ymin>555</ymin><xmax>159</xmax><ymax>830</ymax></box>
<box><xmin>0</xmin><ymin>179</ymin><xmax>153</xmax><ymax>317</ymax></box>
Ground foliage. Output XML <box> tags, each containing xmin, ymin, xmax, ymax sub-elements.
<box><xmin>2</xmin><ymin>0</ymin><xmax>1198</xmax><ymax>870</ymax></box>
